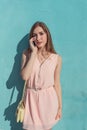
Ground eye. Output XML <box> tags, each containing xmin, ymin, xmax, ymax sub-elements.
<box><xmin>32</xmin><ymin>34</ymin><xmax>36</xmax><ymax>37</ymax></box>
<box><xmin>40</xmin><ymin>32</ymin><xmax>44</xmax><ymax>35</ymax></box>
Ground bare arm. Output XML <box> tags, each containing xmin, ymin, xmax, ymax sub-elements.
<box><xmin>20</xmin><ymin>36</ymin><xmax>38</xmax><ymax>81</ymax></box>
<box><xmin>20</xmin><ymin>51</ymin><xmax>37</xmax><ymax>81</ymax></box>
<box><xmin>54</xmin><ymin>55</ymin><xmax>62</xmax><ymax>109</ymax></box>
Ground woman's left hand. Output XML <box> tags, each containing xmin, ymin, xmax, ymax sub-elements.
<box><xmin>55</xmin><ymin>107</ymin><xmax>62</xmax><ymax>120</ymax></box>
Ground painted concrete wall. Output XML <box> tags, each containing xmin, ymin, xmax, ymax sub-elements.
<box><xmin>0</xmin><ymin>0</ymin><xmax>87</xmax><ymax>130</ymax></box>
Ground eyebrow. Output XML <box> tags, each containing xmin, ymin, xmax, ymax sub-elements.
<box><xmin>33</xmin><ymin>31</ymin><xmax>45</xmax><ymax>35</ymax></box>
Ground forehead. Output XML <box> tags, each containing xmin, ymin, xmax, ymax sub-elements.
<box><xmin>33</xmin><ymin>26</ymin><xmax>45</xmax><ymax>33</ymax></box>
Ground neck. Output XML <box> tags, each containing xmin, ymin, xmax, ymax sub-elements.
<box><xmin>38</xmin><ymin>47</ymin><xmax>47</xmax><ymax>55</ymax></box>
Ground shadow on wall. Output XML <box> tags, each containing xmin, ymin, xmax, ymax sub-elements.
<box><xmin>4</xmin><ymin>34</ymin><xmax>29</xmax><ymax>130</ymax></box>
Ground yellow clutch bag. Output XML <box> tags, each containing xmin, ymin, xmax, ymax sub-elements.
<box><xmin>15</xmin><ymin>81</ymin><xmax>26</xmax><ymax>123</ymax></box>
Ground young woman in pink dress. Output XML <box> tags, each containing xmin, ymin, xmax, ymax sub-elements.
<box><xmin>20</xmin><ymin>21</ymin><xmax>62</xmax><ymax>130</ymax></box>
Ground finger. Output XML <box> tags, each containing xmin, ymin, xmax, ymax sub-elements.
<box><xmin>30</xmin><ymin>37</ymin><xmax>36</xmax><ymax>43</ymax></box>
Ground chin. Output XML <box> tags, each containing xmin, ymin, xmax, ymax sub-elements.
<box><xmin>37</xmin><ymin>45</ymin><xmax>44</xmax><ymax>48</ymax></box>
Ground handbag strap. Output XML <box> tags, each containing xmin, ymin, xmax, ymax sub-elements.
<box><xmin>21</xmin><ymin>81</ymin><xmax>27</xmax><ymax>100</ymax></box>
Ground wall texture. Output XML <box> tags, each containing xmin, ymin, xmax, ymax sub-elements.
<box><xmin>0</xmin><ymin>0</ymin><xmax>87</xmax><ymax>130</ymax></box>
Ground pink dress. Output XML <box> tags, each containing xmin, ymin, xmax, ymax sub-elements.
<box><xmin>23</xmin><ymin>53</ymin><xmax>60</xmax><ymax>130</ymax></box>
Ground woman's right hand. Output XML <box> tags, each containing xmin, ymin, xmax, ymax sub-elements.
<box><xmin>29</xmin><ymin>37</ymin><xmax>38</xmax><ymax>54</ymax></box>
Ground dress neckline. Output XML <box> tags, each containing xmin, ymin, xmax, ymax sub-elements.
<box><xmin>36</xmin><ymin>53</ymin><xmax>53</xmax><ymax>65</ymax></box>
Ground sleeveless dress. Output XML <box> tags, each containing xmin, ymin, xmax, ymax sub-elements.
<box><xmin>23</xmin><ymin>53</ymin><xmax>60</xmax><ymax>130</ymax></box>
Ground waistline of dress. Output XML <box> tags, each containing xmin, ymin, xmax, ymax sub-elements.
<box><xmin>26</xmin><ymin>85</ymin><xmax>55</xmax><ymax>91</ymax></box>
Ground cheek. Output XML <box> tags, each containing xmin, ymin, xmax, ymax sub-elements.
<box><xmin>43</xmin><ymin>35</ymin><xmax>47</xmax><ymax>43</ymax></box>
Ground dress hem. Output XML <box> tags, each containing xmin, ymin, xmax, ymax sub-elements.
<box><xmin>23</xmin><ymin>118</ymin><xmax>60</xmax><ymax>130</ymax></box>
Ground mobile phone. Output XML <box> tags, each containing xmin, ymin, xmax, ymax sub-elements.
<box><xmin>33</xmin><ymin>41</ymin><xmax>36</xmax><ymax>46</ymax></box>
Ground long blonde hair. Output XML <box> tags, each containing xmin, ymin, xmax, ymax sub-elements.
<box><xmin>28</xmin><ymin>21</ymin><xmax>57</xmax><ymax>54</ymax></box>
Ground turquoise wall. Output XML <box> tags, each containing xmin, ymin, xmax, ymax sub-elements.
<box><xmin>0</xmin><ymin>0</ymin><xmax>87</xmax><ymax>130</ymax></box>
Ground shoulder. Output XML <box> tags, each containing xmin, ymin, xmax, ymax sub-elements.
<box><xmin>57</xmin><ymin>54</ymin><xmax>62</xmax><ymax>62</ymax></box>
<box><xmin>53</xmin><ymin>53</ymin><xmax>62</xmax><ymax>74</ymax></box>
<box><xmin>52</xmin><ymin>53</ymin><xmax>62</xmax><ymax>59</ymax></box>
<box><xmin>53</xmin><ymin>53</ymin><xmax>62</xmax><ymax>66</ymax></box>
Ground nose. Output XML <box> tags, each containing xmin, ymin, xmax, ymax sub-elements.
<box><xmin>36</xmin><ymin>34</ymin><xmax>41</xmax><ymax>41</ymax></box>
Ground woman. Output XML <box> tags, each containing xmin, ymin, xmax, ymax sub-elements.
<box><xmin>21</xmin><ymin>21</ymin><xmax>62</xmax><ymax>130</ymax></box>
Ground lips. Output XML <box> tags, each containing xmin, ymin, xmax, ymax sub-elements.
<box><xmin>37</xmin><ymin>42</ymin><xmax>42</xmax><ymax>45</ymax></box>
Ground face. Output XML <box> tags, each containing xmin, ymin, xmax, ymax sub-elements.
<box><xmin>32</xmin><ymin>26</ymin><xmax>47</xmax><ymax>49</ymax></box>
